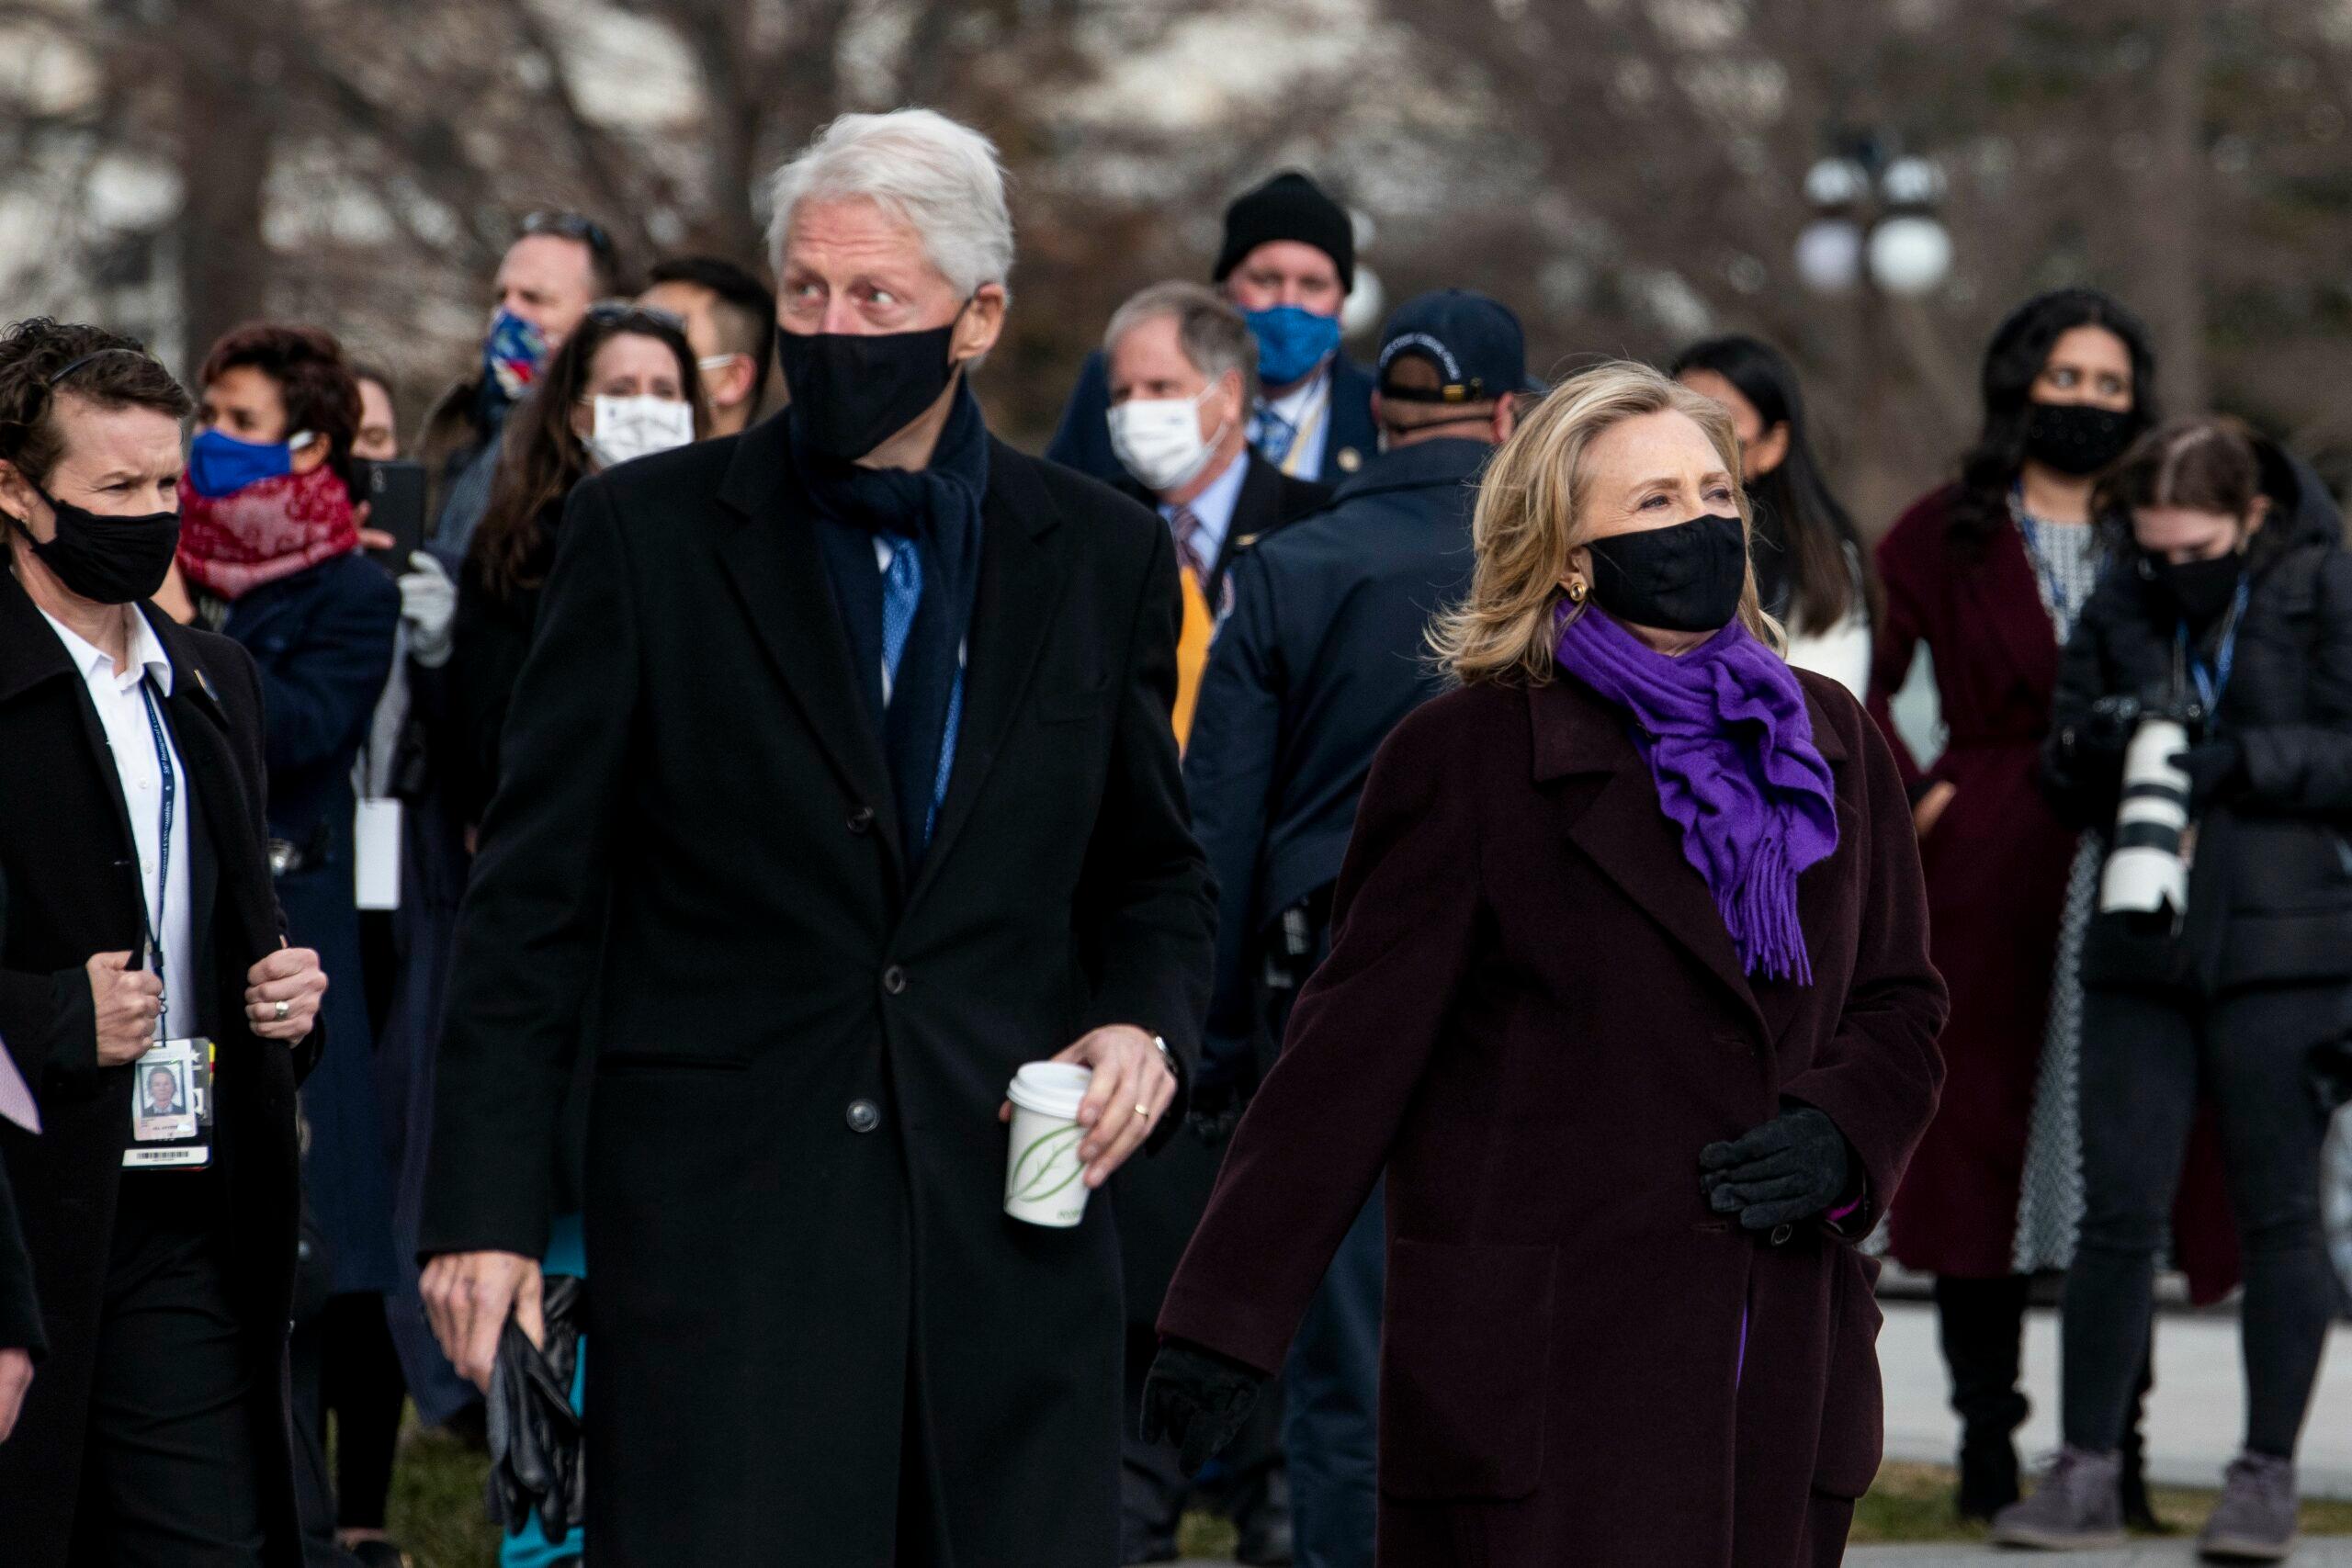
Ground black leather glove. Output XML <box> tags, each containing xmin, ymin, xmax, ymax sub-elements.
<box><xmin>484</xmin><ymin>1274</ymin><xmax>586</xmax><ymax>1543</ymax></box>
<box><xmin>2072</xmin><ymin>693</ymin><xmax>2143</xmax><ymax>761</ymax></box>
<box><xmin>1700</xmin><ymin>1106</ymin><xmax>1852</xmax><ymax>1232</ymax></box>
<box><xmin>1139</xmin><ymin>1337</ymin><xmax>1268</xmax><ymax>1476</ymax></box>
<box><xmin>2169</xmin><ymin>738</ymin><xmax>2245</xmax><ymax>812</ymax></box>
<box><xmin>1184</xmin><ymin>1073</ymin><xmax>1244</xmax><ymax>1147</ymax></box>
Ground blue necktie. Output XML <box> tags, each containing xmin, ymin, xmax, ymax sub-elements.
<box><xmin>880</xmin><ymin>536</ymin><xmax>922</xmax><ymax>694</ymax></box>
<box><xmin>879</xmin><ymin>537</ymin><xmax>961</xmax><ymax>846</ymax></box>
<box><xmin>1253</xmin><ymin>401</ymin><xmax>1296</xmax><ymax>465</ymax></box>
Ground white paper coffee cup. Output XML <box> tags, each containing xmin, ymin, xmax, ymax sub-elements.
<box><xmin>1004</xmin><ymin>1062</ymin><xmax>1094</xmax><ymax>1227</ymax></box>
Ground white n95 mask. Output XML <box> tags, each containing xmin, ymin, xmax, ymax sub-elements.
<box><xmin>587</xmin><ymin>395</ymin><xmax>695</xmax><ymax>469</ymax></box>
<box><xmin>1108</xmin><ymin>391</ymin><xmax>1225</xmax><ymax>494</ymax></box>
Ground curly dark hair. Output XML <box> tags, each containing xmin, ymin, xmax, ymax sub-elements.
<box><xmin>469</xmin><ymin>305</ymin><xmax>705</xmax><ymax>602</ymax></box>
<box><xmin>1949</xmin><ymin>287</ymin><xmax>2159</xmax><ymax>560</ymax></box>
<box><xmin>0</xmin><ymin>318</ymin><xmax>192</xmax><ymax>490</ymax></box>
<box><xmin>198</xmin><ymin>321</ymin><xmax>366</xmax><ymax>490</ymax></box>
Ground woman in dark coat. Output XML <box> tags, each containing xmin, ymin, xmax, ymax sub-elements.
<box><xmin>1147</xmin><ymin>363</ymin><xmax>1947</xmax><ymax>1566</ymax></box>
<box><xmin>1992</xmin><ymin>421</ymin><xmax>2351</xmax><ymax>1559</ymax></box>
<box><xmin>1865</xmin><ymin>288</ymin><xmax>2221</xmax><ymax>1522</ymax></box>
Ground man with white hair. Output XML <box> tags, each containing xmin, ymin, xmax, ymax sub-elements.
<box><xmin>418</xmin><ymin>109</ymin><xmax>1213</xmax><ymax>1565</ymax></box>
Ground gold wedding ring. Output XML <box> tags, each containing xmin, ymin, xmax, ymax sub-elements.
<box><xmin>1133</xmin><ymin>1103</ymin><xmax>1150</xmax><ymax>1119</ymax></box>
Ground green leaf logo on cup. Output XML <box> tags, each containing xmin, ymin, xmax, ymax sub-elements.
<box><xmin>1004</xmin><ymin>1062</ymin><xmax>1095</xmax><ymax>1227</ymax></box>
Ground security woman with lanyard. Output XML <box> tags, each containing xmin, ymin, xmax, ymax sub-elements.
<box><xmin>2003</xmin><ymin>417</ymin><xmax>2352</xmax><ymax>1560</ymax></box>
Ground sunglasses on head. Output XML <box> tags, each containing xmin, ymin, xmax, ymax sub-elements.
<box><xmin>584</xmin><ymin>300</ymin><xmax>685</xmax><ymax>333</ymax></box>
<box><xmin>523</xmin><ymin>209</ymin><xmax>617</xmax><ymax>269</ymax></box>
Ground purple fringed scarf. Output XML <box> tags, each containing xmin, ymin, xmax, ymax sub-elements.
<box><xmin>1554</xmin><ymin>607</ymin><xmax>1839</xmax><ymax>984</ymax></box>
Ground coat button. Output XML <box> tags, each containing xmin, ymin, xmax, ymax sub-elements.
<box><xmin>846</xmin><ymin>1099</ymin><xmax>880</xmax><ymax>1134</ymax></box>
<box><xmin>1770</xmin><ymin>1224</ymin><xmax>1794</xmax><ymax>1247</ymax></box>
<box><xmin>882</xmin><ymin>965</ymin><xmax>909</xmax><ymax>995</ymax></box>
<box><xmin>847</xmin><ymin>806</ymin><xmax>874</xmax><ymax>835</ymax></box>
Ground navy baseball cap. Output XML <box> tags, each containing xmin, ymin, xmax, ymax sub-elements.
<box><xmin>1374</xmin><ymin>290</ymin><xmax>1527</xmax><ymax>405</ymax></box>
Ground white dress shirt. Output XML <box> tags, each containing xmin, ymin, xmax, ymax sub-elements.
<box><xmin>1157</xmin><ymin>446</ymin><xmax>1250</xmax><ymax>576</ymax></box>
<box><xmin>40</xmin><ymin>604</ymin><xmax>195</xmax><ymax>1040</ymax></box>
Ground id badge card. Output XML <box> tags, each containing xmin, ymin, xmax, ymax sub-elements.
<box><xmin>124</xmin><ymin>1037</ymin><xmax>215</xmax><ymax>1169</ymax></box>
<box><xmin>355</xmin><ymin>796</ymin><xmax>403</xmax><ymax>911</ymax></box>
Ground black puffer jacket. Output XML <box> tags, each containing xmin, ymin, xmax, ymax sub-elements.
<box><xmin>2045</xmin><ymin>440</ymin><xmax>2352</xmax><ymax>990</ymax></box>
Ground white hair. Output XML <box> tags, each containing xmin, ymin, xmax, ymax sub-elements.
<box><xmin>765</xmin><ymin>109</ymin><xmax>1014</xmax><ymax>300</ymax></box>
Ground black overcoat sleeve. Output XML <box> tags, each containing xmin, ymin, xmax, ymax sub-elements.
<box><xmin>1160</xmin><ymin>703</ymin><xmax>1481</xmax><ymax>1372</ymax></box>
<box><xmin>0</xmin><ymin>1150</ymin><xmax>40</xmax><ymax>1359</ymax></box>
<box><xmin>1779</xmin><ymin>708</ymin><xmax>1950</xmax><ymax>1235</ymax></box>
<box><xmin>2236</xmin><ymin>551</ymin><xmax>2352</xmax><ymax>812</ymax></box>
<box><xmin>1073</xmin><ymin>513</ymin><xmax>1216</xmax><ymax>1130</ymax></box>
<box><xmin>1182</xmin><ymin>546</ymin><xmax>1284</xmax><ymax>1077</ymax></box>
<box><xmin>420</xmin><ymin>480</ymin><xmax>637</xmax><ymax>1260</ymax></box>
<box><xmin>222</xmin><ymin>639</ymin><xmax>323</xmax><ymax>1082</ymax></box>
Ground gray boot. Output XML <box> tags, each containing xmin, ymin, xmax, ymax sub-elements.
<box><xmin>2199</xmin><ymin>1451</ymin><xmax>2298</xmax><ymax>1562</ymax></box>
<box><xmin>1989</xmin><ymin>1447</ymin><xmax>2127</xmax><ymax>1550</ymax></box>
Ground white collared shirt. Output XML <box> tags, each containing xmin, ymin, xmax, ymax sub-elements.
<box><xmin>40</xmin><ymin>604</ymin><xmax>195</xmax><ymax>1040</ymax></box>
<box><xmin>1157</xmin><ymin>446</ymin><xmax>1250</xmax><ymax>574</ymax></box>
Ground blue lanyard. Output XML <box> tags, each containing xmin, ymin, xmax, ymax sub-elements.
<box><xmin>2011</xmin><ymin>488</ymin><xmax>2078</xmax><ymax>629</ymax></box>
<box><xmin>134</xmin><ymin>679</ymin><xmax>175</xmax><ymax>1037</ymax></box>
<box><xmin>2177</xmin><ymin>577</ymin><xmax>2252</xmax><ymax>719</ymax></box>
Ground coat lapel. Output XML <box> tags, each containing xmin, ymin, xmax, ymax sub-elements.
<box><xmin>1531</xmin><ymin>677</ymin><xmax>1765</xmax><ymax>1033</ymax></box>
<box><xmin>1970</xmin><ymin>521</ymin><xmax>2064</xmax><ymax>701</ymax></box>
<box><xmin>714</xmin><ymin>417</ymin><xmax>904</xmax><ymax>874</ymax></box>
<box><xmin>147</xmin><ymin>611</ymin><xmax>280</xmax><ymax>968</ymax></box>
<box><xmin>904</xmin><ymin>442</ymin><xmax>1069</xmax><ymax>910</ymax></box>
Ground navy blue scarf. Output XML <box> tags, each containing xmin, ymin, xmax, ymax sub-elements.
<box><xmin>794</xmin><ymin>382</ymin><xmax>989</xmax><ymax>866</ymax></box>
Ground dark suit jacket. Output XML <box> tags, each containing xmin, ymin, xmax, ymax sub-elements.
<box><xmin>1163</xmin><ymin>671</ymin><xmax>1947</xmax><ymax>1565</ymax></box>
<box><xmin>0</xmin><ymin>570</ymin><xmax>312</xmax><ymax>1565</ymax></box>
<box><xmin>0</xmin><ymin>1145</ymin><xmax>32</xmax><ymax>1359</ymax></box>
<box><xmin>421</xmin><ymin>412</ymin><xmax>1214</xmax><ymax>1567</ymax></box>
<box><xmin>1114</xmin><ymin>450</ymin><xmax>1331</xmax><ymax>613</ymax></box>
<box><xmin>1049</xmin><ymin>348</ymin><xmax>1378</xmax><ymax>489</ymax></box>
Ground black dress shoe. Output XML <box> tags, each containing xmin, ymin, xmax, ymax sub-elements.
<box><xmin>1233</xmin><ymin>1467</ymin><xmax>1295</xmax><ymax>1566</ymax></box>
<box><xmin>347</xmin><ymin>1542</ymin><xmax>412</xmax><ymax>1568</ymax></box>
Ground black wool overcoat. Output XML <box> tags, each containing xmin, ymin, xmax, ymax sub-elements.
<box><xmin>1162</xmin><ymin>669</ymin><xmax>1948</xmax><ymax>1567</ymax></box>
<box><xmin>0</xmin><ymin>573</ymin><xmax>313</xmax><ymax>1565</ymax></box>
<box><xmin>420</xmin><ymin>413</ymin><xmax>1215</xmax><ymax>1567</ymax></box>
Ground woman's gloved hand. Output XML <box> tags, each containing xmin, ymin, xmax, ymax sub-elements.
<box><xmin>1700</xmin><ymin>1105</ymin><xmax>1852</xmax><ymax>1232</ymax></box>
<box><xmin>2169</xmin><ymin>738</ymin><xmax>2245</xmax><ymax>812</ymax></box>
<box><xmin>1140</xmin><ymin>1337</ymin><xmax>1268</xmax><ymax>1476</ymax></box>
<box><xmin>399</xmin><ymin>551</ymin><xmax>458</xmax><ymax>670</ymax></box>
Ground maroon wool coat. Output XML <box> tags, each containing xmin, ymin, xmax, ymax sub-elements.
<box><xmin>1870</xmin><ymin>488</ymin><xmax>2237</xmax><ymax>1299</ymax></box>
<box><xmin>1160</xmin><ymin>668</ymin><xmax>1948</xmax><ymax>1567</ymax></box>
<box><xmin>1869</xmin><ymin>484</ymin><xmax>2077</xmax><ymax>1280</ymax></box>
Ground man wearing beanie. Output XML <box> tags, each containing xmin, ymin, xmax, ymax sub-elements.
<box><xmin>1049</xmin><ymin>171</ymin><xmax>1376</xmax><ymax>487</ymax></box>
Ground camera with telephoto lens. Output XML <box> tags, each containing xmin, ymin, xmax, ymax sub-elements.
<box><xmin>2095</xmin><ymin>690</ymin><xmax>2207</xmax><ymax>919</ymax></box>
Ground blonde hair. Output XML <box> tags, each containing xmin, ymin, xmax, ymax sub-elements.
<box><xmin>1430</xmin><ymin>359</ymin><xmax>1781</xmax><ymax>686</ymax></box>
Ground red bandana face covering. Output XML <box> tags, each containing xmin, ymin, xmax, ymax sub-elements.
<box><xmin>175</xmin><ymin>462</ymin><xmax>360</xmax><ymax>602</ymax></box>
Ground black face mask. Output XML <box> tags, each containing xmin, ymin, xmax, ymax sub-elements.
<box><xmin>2024</xmin><ymin>401</ymin><xmax>2137</xmax><ymax>477</ymax></box>
<box><xmin>6</xmin><ymin>486</ymin><xmax>180</xmax><ymax>604</ymax></box>
<box><xmin>776</xmin><ymin>316</ymin><xmax>963</xmax><ymax>461</ymax></box>
<box><xmin>1583</xmin><ymin>513</ymin><xmax>1749</xmax><ymax>634</ymax></box>
<box><xmin>2154</xmin><ymin>552</ymin><xmax>2245</xmax><ymax>629</ymax></box>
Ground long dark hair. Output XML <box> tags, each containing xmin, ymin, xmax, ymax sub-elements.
<box><xmin>1950</xmin><ymin>287</ymin><xmax>2158</xmax><ymax>559</ymax></box>
<box><xmin>469</xmin><ymin>304</ymin><xmax>706</xmax><ymax>602</ymax></box>
<box><xmin>1669</xmin><ymin>333</ymin><xmax>1879</xmax><ymax>635</ymax></box>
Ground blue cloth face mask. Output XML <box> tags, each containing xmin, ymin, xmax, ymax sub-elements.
<box><xmin>1243</xmin><ymin>304</ymin><xmax>1342</xmax><ymax>389</ymax></box>
<box><xmin>187</xmin><ymin>426</ymin><xmax>311</xmax><ymax>501</ymax></box>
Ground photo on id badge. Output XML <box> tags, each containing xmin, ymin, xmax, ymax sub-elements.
<box><xmin>128</xmin><ymin>1037</ymin><xmax>211</xmax><ymax>1163</ymax></box>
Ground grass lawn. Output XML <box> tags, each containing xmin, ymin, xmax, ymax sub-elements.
<box><xmin>385</xmin><ymin>1421</ymin><xmax>2352</xmax><ymax>1567</ymax></box>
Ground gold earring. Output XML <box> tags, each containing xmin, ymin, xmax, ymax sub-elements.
<box><xmin>1566</xmin><ymin>578</ymin><xmax>1588</xmax><ymax>604</ymax></box>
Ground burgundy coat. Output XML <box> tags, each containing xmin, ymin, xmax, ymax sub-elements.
<box><xmin>1870</xmin><ymin>488</ymin><xmax>2237</xmax><ymax>1300</ymax></box>
<box><xmin>1160</xmin><ymin>669</ymin><xmax>1947</xmax><ymax>1567</ymax></box>
<box><xmin>1869</xmin><ymin>485</ymin><xmax>2077</xmax><ymax>1279</ymax></box>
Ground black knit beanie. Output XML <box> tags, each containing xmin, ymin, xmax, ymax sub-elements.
<box><xmin>1213</xmin><ymin>172</ymin><xmax>1354</xmax><ymax>294</ymax></box>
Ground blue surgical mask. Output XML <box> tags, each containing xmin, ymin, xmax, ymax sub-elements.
<box><xmin>1244</xmin><ymin>304</ymin><xmax>1343</xmax><ymax>389</ymax></box>
<box><xmin>187</xmin><ymin>427</ymin><xmax>311</xmax><ymax>501</ymax></box>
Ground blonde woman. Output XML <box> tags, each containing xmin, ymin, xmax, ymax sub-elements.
<box><xmin>1144</xmin><ymin>363</ymin><xmax>1948</xmax><ymax>1565</ymax></box>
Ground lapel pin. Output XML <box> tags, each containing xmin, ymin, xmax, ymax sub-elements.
<box><xmin>1336</xmin><ymin>447</ymin><xmax>1363</xmax><ymax>474</ymax></box>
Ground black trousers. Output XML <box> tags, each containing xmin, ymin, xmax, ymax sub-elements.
<box><xmin>2063</xmin><ymin>982</ymin><xmax>2342</xmax><ymax>1459</ymax></box>
<box><xmin>68</xmin><ymin>1177</ymin><xmax>266</xmax><ymax>1567</ymax></box>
